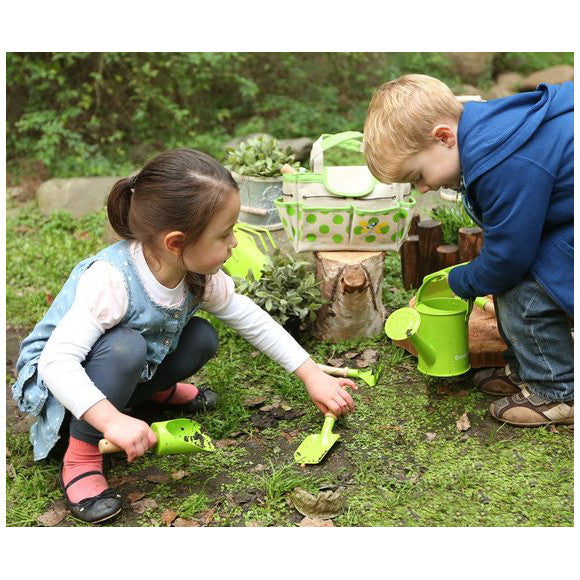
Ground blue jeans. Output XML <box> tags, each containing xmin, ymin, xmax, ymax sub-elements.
<box><xmin>68</xmin><ymin>317</ymin><xmax>219</xmax><ymax>446</ymax></box>
<box><xmin>494</xmin><ymin>273</ymin><xmax>574</xmax><ymax>402</ymax></box>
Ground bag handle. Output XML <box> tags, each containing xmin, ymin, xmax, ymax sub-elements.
<box><xmin>311</xmin><ymin>131</ymin><xmax>364</xmax><ymax>173</ymax></box>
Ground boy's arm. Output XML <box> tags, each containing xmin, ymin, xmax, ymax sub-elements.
<box><xmin>449</xmin><ymin>155</ymin><xmax>554</xmax><ymax>298</ymax></box>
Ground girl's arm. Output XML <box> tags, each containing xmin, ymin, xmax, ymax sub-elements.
<box><xmin>202</xmin><ymin>272</ymin><xmax>356</xmax><ymax>416</ymax></box>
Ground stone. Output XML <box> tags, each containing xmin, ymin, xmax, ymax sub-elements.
<box><xmin>484</xmin><ymin>84</ymin><xmax>516</xmax><ymax>100</ymax></box>
<box><xmin>495</xmin><ymin>71</ymin><xmax>524</xmax><ymax>90</ymax></box>
<box><xmin>519</xmin><ymin>65</ymin><xmax>574</xmax><ymax>91</ymax></box>
<box><xmin>37</xmin><ymin>176</ymin><xmax>120</xmax><ymax>218</ymax></box>
<box><xmin>445</xmin><ymin>52</ymin><xmax>496</xmax><ymax>85</ymax></box>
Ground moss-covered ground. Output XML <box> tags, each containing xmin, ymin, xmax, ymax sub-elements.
<box><xmin>5</xmin><ymin>203</ymin><xmax>574</xmax><ymax>527</ymax></box>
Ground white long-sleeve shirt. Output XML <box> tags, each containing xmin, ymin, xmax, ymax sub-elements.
<box><xmin>37</xmin><ymin>242</ymin><xmax>310</xmax><ymax>419</ymax></box>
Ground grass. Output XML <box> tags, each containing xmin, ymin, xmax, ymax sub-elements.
<box><xmin>5</xmin><ymin>202</ymin><xmax>574</xmax><ymax>527</ymax></box>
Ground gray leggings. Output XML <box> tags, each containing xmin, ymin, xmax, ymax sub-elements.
<box><xmin>69</xmin><ymin>317</ymin><xmax>219</xmax><ymax>445</ymax></box>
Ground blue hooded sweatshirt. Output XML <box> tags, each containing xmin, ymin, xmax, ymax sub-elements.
<box><xmin>448</xmin><ymin>82</ymin><xmax>574</xmax><ymax>317</ymax></box>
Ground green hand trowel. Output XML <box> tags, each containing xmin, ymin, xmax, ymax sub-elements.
<box><xmin>98</xmin><ymin>418</ymin><xmax>215</xmax><ymax>456</ymax></box>
<box><xmin>294</xmin><ymin>413</ymin><xmax>340</xmax><ymax>464</ymax></box>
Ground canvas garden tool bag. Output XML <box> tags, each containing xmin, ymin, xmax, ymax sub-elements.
<box><xmin>276</xmin><ymin>131</ymin><xmax>415</xmax><ymax>252</ymax></box>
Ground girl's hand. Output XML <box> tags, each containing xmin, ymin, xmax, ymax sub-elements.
<box><xmin>102</xmin><ymin>414</ymin><xmax>157</xmax><ymax>463</ymax></box>
<box><xmin>294</xmin><ymin>359</ymin><xmax>357</xmax><ymax>417</ymax></box>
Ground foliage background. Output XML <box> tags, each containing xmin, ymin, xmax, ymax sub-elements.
<box><xmin>7</xmin><ymin>52</ymin><xmax>573</xmax><ymax>181</ymax></box>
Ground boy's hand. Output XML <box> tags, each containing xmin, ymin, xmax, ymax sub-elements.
<box><xmin>295</xmin><ymin>359</ymin><xmax>357</xmax><ymax>417</ymax></box>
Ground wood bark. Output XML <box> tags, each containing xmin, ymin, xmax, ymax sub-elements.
<box><xmin>313</xmin><ymin>251</ymin><xmax>386</xmax><ymax>342</ymax></box>
<box><xmin>437</xmin><ymin>244</ymin><xmax>460</xmax><ymax>269</ymax></box>
<box><xmin>458</xmin><ymin>227</ymin><xmax>484</xmax><ymax>262</ymax></box>
<box><xmin>418</xmin><ymin>219</ymin><xmax>443</xmax><ymax>279</ymax></box>
<box><xmin>400</xmin><ymin>234</ymin><xmax>421</xmax><ymax>289</ymax></box>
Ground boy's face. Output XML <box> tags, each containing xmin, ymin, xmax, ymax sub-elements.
<box><xmin>398</xmin><ymin>124</ymin><xmax>461</xmax><ymax>193</ymax></box>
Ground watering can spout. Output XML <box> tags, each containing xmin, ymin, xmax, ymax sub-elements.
<box><xmin>409</xmin><ymin>332</ymin><xmax>436</xmax><ymax>367</ymax></box>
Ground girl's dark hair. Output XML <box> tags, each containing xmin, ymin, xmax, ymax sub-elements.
<box><xmin>107</xmin><ymin>148</ymin><xmax>238</xmax><ymax>299</ymax></box>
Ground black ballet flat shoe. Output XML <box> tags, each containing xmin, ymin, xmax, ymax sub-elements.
<box><xmin>156</xmin><ymin>385</ymin><xmax>219</xmax><ymax>414</ymax></box>
<box><xmin>60</xmin><ymin>468</ymin><xmax>122</xmax><ymax>524</ymax></box>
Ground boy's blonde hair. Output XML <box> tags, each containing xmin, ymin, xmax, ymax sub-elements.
<box><xmin>363</xmin><ymin>74</ymin><xmax>463</xmax><ymax>183</ymax></box>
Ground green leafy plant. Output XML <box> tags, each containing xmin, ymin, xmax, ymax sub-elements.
<box><xmin>224</xmin><ymin>135</ymin><xmax>300</xmax><ymax>177</ymax></box>
<box><xmin>430</xmin><ymin>202</ymin><xmax>476</xmax><ymax>245</ymax></box>
<box><xmin>234</xmin><ymin>249</ymin><xmax>325</xmax><ymax>333</ymax></box>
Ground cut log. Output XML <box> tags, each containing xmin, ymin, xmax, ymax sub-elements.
<box><xmin>408</xmin><ymin>212</ymin><xmax>421</xmax><ymax>236</ymax></box>
<box><xmin>313</xmin><ymin>251</ymin><xmax>386</xmax><ymax>342</ymax></box>
<box><xmin>400</xmin><ymin>235</ymin><xmax>421</xmax><ymax>289</ymax></box>
<box><xmin>437</xmin><ymin>244</ymin><xmax>460</xmax><ymax>269</ymax></box>
<box><xmin>458</xmin><ymin>227</ymin><xmax>483</xmax><ymax>262</ymax></box>
<box><xmin>418</xmin><ymin>219</ymin><xmax>443</xmax><ymax>279</ymax></box>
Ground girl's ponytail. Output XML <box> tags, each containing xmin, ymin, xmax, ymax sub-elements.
<box><xmin>107</xmin><ymin>176</ymin><xmax>136</xmax><ymax>239</ymax></box>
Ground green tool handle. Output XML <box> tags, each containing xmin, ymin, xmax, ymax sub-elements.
<box><xmin>321</xmin><ymin>413</ymin><xmax>337</xmax><ymax>442</ymax></box>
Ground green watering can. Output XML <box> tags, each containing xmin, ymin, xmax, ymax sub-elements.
<box><xmin>223</xmin><ymin>223</ymin><xmax>276</xmax><ymax>281</ymax></box>
<box><xmin>384</xmin><ymin>265</ymin><xmax>473</xmax><ymax>377</ymax></box>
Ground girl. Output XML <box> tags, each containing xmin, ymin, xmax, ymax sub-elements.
<box><xmin>12</xmin><ymin>148</ymin><xmax>357</xmax><ymax>524</ymax></box>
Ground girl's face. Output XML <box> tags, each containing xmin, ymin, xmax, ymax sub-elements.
<box><xmin>182</xmin><ymin>190</ymin><xmax>240</xmax><ymax>275</ymax></box>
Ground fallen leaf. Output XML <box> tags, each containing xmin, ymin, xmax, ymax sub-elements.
<box><xmin>437</xmin><ymin>385</ymin><xmax>451</xmax><ymax>395</ymax></box>
<box><xmin>344</xmin><ymin>351</ymin><xmax>358</xmax><ymax>360</ymax></box>
<box><xmin>198</xmin><ymin>508</ymin><xmax>215</xmax><ymax>526</ymax></box>
<box><xmin>360</xmin><ymin>348</ymin><xmax>378</xmax><ymax>362</ymax></box>
<box><xmin>128</xmin><ymin>492</ymin><xmax>145</xmax><ymax>503</ymax></box>
<box><xmin>280</xmin><ymin>403</ymin><xmax>293</xmax><ymax>411</ymax></box>
<box><xmin>108</xmin><ymin>474</ymin><xmax>139</xmax><ymax>487</ymax></box>
<box><xmin>355</xmin><ymin>359</ymin><xmax>371</xmax><ymax>368</ymax></box>
<box><xmin>245</xmin><ymin>521</ymin><xmax>261</xmax><ymax>527</ymax></box>
<box><xmin>326</xmin><ymin>358</ymin><xmax>345</xmax><ymax>367</ymax></box>
<box><xmin>173</xmin><ymin>517</ymin><xmax>200</xmax><ymax>527</ymax></box>
<box><xmin>425</xmin><ymin>432</ymin><xmax>437</xmax><ymax>442</ymax></box>
<box><xmin>171</xmin><ymin>470</ymin><xmax>187</xmax><ymax>480</ymax></box>
<box><xmin>456</xmin><ymin>412</ymin><xmax>471</xmax><ymax>432</ymax></box>
<box><xmin>280</xmin><ymin>431</ymin><xmax>297</xmax><ymax>443</ymax></box>
<box><xmin>259</xmin><ymin>403</ymin><xmax>280</xmax><ymax>412</ymax></box>
<box><xmin>131</xmin><ymin>498</ymin><xmax>158</xmax><ymax>514</ymax></box>
<box><xmin>37</xmin><ymin>503</ymin><xmax>68</xmax><ymax>527</ymax></box>
<box><xmin>249</xmin><ymin>463</ymin><xmax>268</xmax><ymax>473</ymax></box>
<box><xmin>378</xmin><ymin>425</ymin><xmax>403</xmax><ymax>431</ymax></box>
<box><xmin>289</xmin><ymin>487</ymin><xmax>345</xmax><ymax>519</ymax></box>
<box><xmin>6</xmin><ymin>448</ymin><xmax>11</xmax><ymax>458</ymax></box>
<box><xmin>45</xmin><ymin>293</ymin><xmax>55</xmax><ymax>306</ymax></box>
<box><xmin>243</xmin><ymin>396</ymin><xmax>267</xmax><ymax>408</ymax></box>
<box><xmin>6</xmin><ymin>463</ymin><xmax>16</xmax><ymax>479</ymax></box>
<box><xmin>215</xmin><ymin>439</ymin><xmax>237</xmax><ymax>448</ymax></box>
<box><xmin>298</xmin><ymin>516</ymin><xmax>334</xmax><ymax>527</ymax></box>
<box><xmin>549</xmin><ymin>424</ymin><xmax>559</xmax><ymax>433</ymax></box>
<box><xmin>146</xmin><ymin>473</ymin><xmax>171</xmax><ymax>484</ymax></box>
<box><xmin>161</xmin><ymin>509</ymin><xmax>178</xmax><ymax>526</ymax></box>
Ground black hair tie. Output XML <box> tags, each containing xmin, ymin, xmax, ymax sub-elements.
<box><xmin>128</xmin><ymin>174</ymin><xmax>138</xmax><ymax>190</ymax></box>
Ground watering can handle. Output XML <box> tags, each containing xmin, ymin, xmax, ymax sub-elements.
<box><xmin>98</xmin><ymin>439</ymin><xmax>123</xmax><ymax>454</ymax></box>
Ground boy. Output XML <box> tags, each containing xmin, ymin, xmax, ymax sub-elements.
<box><xmin>364</xmin><ymin>74</ymin><xmax>573</xmax><ymax>427</ymax></box>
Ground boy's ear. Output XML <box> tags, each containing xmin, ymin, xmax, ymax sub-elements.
<box><xmin>432</xmin><ymin>124</ymin><xmax>457</xmax><ymax>147</ymax></box>
<box><xmin>163</xmin><ymin>231</ymin><xmax>186</xmax><ymax>255</ymax></box>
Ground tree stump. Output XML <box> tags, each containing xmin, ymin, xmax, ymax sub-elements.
<box><xmin>418</xmin><ymin>219</ymin><xmax>443</xmax><ymax>279</ymax></box>
<box><xmin>408</xmin><ymin>212</ymin><xmax>421</xmax><ymax>236</ymax></box>
<box><xmin>437</xmin><ymin>244</ymin><xmax>460</xmax><ymax>269</ymax></box>
<box><xmin>400</xmin><ymin>235</ymin><xmax>421</xmax><ymax>289</ymax></box>
<box><xmin>458</xmin><ymin>227</ymin><xmax>483</xmax><ymax>262</ymax></box>
<box><xmin>313</xmin><ymin>251</ymin><xmax>386</xmax><ymax>342</ymax></box>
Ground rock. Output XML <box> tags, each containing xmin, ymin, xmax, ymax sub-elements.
<box><xmin>278</xmin><ymin>137</ymin><xmax>314</xmax><ymax>162</ymax></box>
<box><xmin>37</xmin><ymin>176</ymin><xmax>120</xmax><ymax>218</ymax></box>
<box><xmin>495</xmin><ymin>71</ymin><xmax>524</xmax><ymax>90</ymax></box>
<box><xmin>519</xmin><ymin>65</ymin><xmax>574</xmax><ymax>91</ymax></box>
<box><xmin>484</xmin><ymin>84</ymin><xmax>516</xmax><ymax>100</ymax></box>
<box><xmin>459</xmin><ymin>84</ymin><xmax>483</xmax><ymax>96</ymax></box>
<box><xmin>446</xmin><ymin>52</ymin><xmax>496</xmax><ymax>85</ymax></box>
